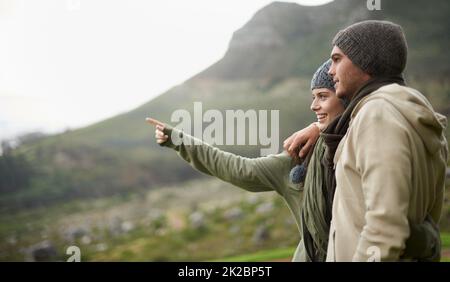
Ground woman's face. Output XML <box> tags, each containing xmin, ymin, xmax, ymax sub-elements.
<box><xmin>310</xmin><ymin>88</ymin><xmax>345</xmax><ymax>130</ymax></box>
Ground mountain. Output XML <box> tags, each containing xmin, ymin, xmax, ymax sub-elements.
<box><xmin>2</xmin><ymin>0</ymin><xmax>449</xmax><ymax>212</ymax></box>
<box><xmin>196</xmin><ymin>0</ymin><xmax>450</xmax><ymax>80</ymax></box>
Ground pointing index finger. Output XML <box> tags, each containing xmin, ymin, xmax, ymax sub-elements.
<box><xmin>145</xmin><ymin>117</ymin><xmax>165</xmax><ymax>127</ymax></box>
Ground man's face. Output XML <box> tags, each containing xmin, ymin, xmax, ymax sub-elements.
<box><xmin>328</xmin><ymin>46</ymin><xmax>371</xmax><ymax>99</ymax></box>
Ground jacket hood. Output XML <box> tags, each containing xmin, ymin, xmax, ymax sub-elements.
<box><xmin>352</xmin><ymin>83</ymin><xmax>448</xmax><ymax>157</ymax></box>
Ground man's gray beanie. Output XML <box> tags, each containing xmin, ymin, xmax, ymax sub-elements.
<box><xmin>332</xmin><ymin>20</ymin><xmax>408</xmax><ymax>76</ymax></box>
<box><xmin>311</xmin><ymin>59</ymin><xmax>335</xmax><ymax>91</ymax></box>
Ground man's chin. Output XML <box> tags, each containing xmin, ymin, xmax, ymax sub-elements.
<box><xmin>336</xmin><ymin>89</ymin><xmax>346</xmax><ymax>98</ymax></box>
<box><xmin>336</xmin><ymin>88</ymin><xmax>352</xmax><ymax>100</ymax></box>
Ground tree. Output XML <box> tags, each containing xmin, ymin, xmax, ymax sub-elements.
<box><xmin>0</xmin><ymin>143</ymin><xmax>35</xmax><ymax>194</ymax></box>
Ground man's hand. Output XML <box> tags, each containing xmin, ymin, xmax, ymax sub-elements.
<box><xmin>145</xmin><ymin>117</ymin><xmax>168</xmax><ymax>144</ymax></box>
<box><xmin>283</xmin><ymin>123</ymin><xmax>320</xmax><ymax>159</ymax></box>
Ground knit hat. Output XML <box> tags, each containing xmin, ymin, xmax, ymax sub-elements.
<box><xmin>332</xmin><ymin>20</ymin><xmax>408</xmax><ymax>76</ymax></box>
<box><xmin>311</xmin><ymin>59</ymin><xmax>335</xmax><ymax>91</ymax></box>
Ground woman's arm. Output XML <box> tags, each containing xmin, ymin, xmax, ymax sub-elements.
<box><xmin>147</xmin><ymin>118</ymin><xmax>293</xmax><ymax>194</ymax></box>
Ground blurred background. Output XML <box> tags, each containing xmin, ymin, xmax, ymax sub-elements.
<box><xmin>0</xmin><ymin>0</ymin><xmax>449</xmax><ymax>261</ymax></box>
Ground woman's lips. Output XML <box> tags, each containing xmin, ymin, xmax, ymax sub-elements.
<box><xmin>316</xmin><ymin>113</ymin><xmax>327</xmax><ymax>122</ymax></box>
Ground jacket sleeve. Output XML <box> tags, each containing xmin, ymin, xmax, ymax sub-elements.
<box><xmin>159</xmin><ymin>126</ymin><xmax>292</xmax><ymax>194</ymax></box>
<box><xmin>351</xmin><ymin>99</ymin><xmax>411</xmax><ymax>261</ymax></box>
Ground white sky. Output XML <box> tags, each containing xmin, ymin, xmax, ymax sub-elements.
<box><xmin>0</xmin><ymin>0</ymin><xmax>333</xmax><ymax>141</ymax></box>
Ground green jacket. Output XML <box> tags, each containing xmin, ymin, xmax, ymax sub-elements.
<box><xmin>161</xmin><ymin>126</ymin><xmax>308</xmax><ymax>261</ymax></box>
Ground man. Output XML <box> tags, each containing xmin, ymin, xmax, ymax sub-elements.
<box><xmin>324</xmin><ymin>20</ymin><xmax>448</xmax><ymax>261</ymax></box>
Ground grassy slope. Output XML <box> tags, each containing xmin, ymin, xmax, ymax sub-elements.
<box><xmin>212</xmin><ymin>231</ymin><xmax>450</xmax><ymax>262</ymax></box>
<box><xmin>2</xmin><ymin>175</ymin><xmax>448</xmax><ymax>262</ymax></box>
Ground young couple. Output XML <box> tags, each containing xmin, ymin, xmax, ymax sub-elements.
<box><xmin>146</xmin><ymin>20</ymin><xmax>448</xmax><ymax>262</ymax></box>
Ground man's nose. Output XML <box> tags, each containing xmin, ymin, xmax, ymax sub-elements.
<box><xmin>328</xmin><ymin>64</ymin><xmax>335</xmax><ymax>77</ymax></box>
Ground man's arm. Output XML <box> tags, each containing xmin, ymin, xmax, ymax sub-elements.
<box><xmin>283</xmin><ymin>122</ymin><xmax>320</xmax><ymax>159</ymax></box>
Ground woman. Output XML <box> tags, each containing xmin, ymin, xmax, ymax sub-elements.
<box><xmin>147</xmin><ymin>60</ymin><xmax>439</xmax><ymax>261</ymax></box>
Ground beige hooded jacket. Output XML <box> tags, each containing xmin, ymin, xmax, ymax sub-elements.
<box><xmin>326</xmin><ymin>83</ymin><xmax>448</xmax><ymax>261</ymax></box>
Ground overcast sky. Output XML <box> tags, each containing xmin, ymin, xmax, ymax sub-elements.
<box><xmin>0</xmin><ymin>0</ymin><xmax>333</xmax><ymax>141</ymax></box>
